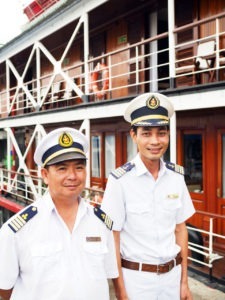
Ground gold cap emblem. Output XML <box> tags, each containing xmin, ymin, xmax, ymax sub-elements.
<box><xmin>146</xmin><ymin>95</ymin><xmax>160</xmax><ymax>109</ymax></box>
<box><xmin>59</xmin><ymin>132</ymin><xmax>73</xmax><ymax>147</ymax></box>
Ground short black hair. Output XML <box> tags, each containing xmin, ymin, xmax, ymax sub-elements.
<box><xmin>131</xmin><ymin>125</ymin><xmax>169</xmax><ymax>134</ymax></box>
<box><xmin>44</xmin><ymin>159</ymin><xmax>87</xmax><ymax>169</ymax></box>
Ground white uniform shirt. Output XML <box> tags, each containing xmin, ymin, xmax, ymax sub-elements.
<box><xmin>101</xmin><ymin>154</ymin><xmax>195</xmax><ymax>264</ymax></box>
<box><xmin>0</xmin><ymin>193</ymin><xmax>118</xmax><ymax>300</ymax></box>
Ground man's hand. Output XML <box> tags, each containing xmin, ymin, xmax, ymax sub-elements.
<box><xmin>0</xmin><ymin>288</ymin><xmax>13</xmax><ymax>300</ymax></box>
<box><xmin>180</xmin><ymin>281</ymin><xmax>193</xmax><ymax>300</ymax></box>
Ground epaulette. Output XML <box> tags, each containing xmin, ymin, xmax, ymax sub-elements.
<box><xmin>94</xmin><ymin>207</ymin><xmax>113</xmax><ymax>230</ymax></box>
<box><xmin>165</xmin><ymin>161</ymin><xmax>185</xmax><ymax>175</ymax></box>
<box><xmin>8</xmin><ymin>205</ymin><xmax>38</xmax><ymax>233</ymax></box>
<box><xmin>110</xmin><ymin>162</ymin><xmax>135</xmax><ymax>179</ymax></box>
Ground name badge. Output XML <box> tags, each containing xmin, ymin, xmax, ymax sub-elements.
<box><xmin>167</xmin><ymin>194</ymin><xmax>179</xmax><ymax>199</ymax></box>
<box><xmin>86</xmin><ymin>236</ymin><xmax>101</xmax><ymax>242</ymax></box>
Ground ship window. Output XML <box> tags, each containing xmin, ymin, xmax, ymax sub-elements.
<box><xmin>183</xmin><ymin>134</ymin><xmax>203</xmax><ymax>193</ymax></box>
<box><xmin>91</xmin><ymin>135</ymin><xmax>101</xmax><ymax>178</ymax></box>
<box><xmin>105</xmin><ymin>135</ymin><xmax>115</xmax><ymax>178</ymax></box>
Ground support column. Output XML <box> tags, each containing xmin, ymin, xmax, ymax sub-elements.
<box><xmin>36</xmin><ymin>45</ymin><xmax>41</xmax><ymax>110</ymax></box>
<box><xmin>168</xmin><ymin>0</ymin><xmax>176</xmax><ymax>88</ymax></box>
<box><xmin>170</xmin><ymin>110</ymin><xmax>176</xmax><ymax>163</ymax></box>
<box><xmin>79</xmin><ymin>119</ymin><xmax>90</xmax><ymax>187</ymax></box>
<box><xmin>83</xmin><ymin>12</ymin><xmax>90</xmax><ymax>101</ymax></box>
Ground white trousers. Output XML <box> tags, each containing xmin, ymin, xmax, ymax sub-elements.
<box><xmin>122</xmin><ymin>265</ymin><xmax>181</xmax><ymax>300</ymax></box>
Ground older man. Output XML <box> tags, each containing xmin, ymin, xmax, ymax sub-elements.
<box><xmin>0</xmin><ymin>127</ymin><xmax>118</xmax><ymax>300</ymax></box>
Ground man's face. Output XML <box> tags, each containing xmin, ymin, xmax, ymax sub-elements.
<box><xmin>41</xmin><ymin>159</ymin><xmax>86</xmax><ymax>202</ymax></box>
<box><xmin>130</xmin><ymin>126</ymin><xmax>169</xmax><ymax>162</ymax></box>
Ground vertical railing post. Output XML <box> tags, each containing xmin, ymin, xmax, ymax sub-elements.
<box><xmin>108</xmin><ymin>55</ymin><xmax>112</xmax><ymax>98</ymax></box>
<box><xmin>209</xmin><ymin>218</ymin><xmax>213</xmax><ymax>259</ymax></box>
<box><xmin>168</xmin><ymin>0</ymin><xmax>176</xmax><ymax>88</ymax></box>
<box><xmin>215</xmin><ymin>18</ymin><xmax>220</xmax><ymax>80</ymax></box>
<box><xmin>209</xmin><ymin>217</ymin><xmax>214</xmax><ymax>281</ymax></box>
<box><xmin>135</xmin><ymin>46</ymin><xmax>139</xmax><ymax>93</ymax></box>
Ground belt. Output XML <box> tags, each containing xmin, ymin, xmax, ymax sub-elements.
<box><xmin>121</xmin><ymin>252</ymin><xmax>182</xmax><ymax>274</ymax></box>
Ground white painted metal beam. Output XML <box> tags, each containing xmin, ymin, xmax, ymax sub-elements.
<box><xmin>0</xmin><ymin>0</ymin><xmax>108</xmax><ymax>62</ymax></box>
<box><xmin>171</xmin><ymin>88</ymin><xmax>225</xmax><ymax>111</ymax></box>
<box><xmin>0</xmin><ymin>102</ymin><xmax>127</xmax><ymax>128</ymax></box>
<box><xmin>1</xmin><ymin>87</ymin><xmax>225</xmax><ymax>129</ymax></box>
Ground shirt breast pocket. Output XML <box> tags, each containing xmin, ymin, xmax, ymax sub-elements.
<box><xmin>31</xmin><ymin>243</ymin><xmax>63</xmax><ymax>282</ymax></box>
<box><xmin>126</xmin><ymin>203</ymin><xmax>153</xmax><ymax>233</ymax></box>
<box><xmin>162</xmin><ymin>196</ymin><xmax>182</xmax><ymax>220</ymax></box>
<box><xmin>83</xmin><ymin>242</ymin><xmax>108</xmax><ymax>279</ymax></box>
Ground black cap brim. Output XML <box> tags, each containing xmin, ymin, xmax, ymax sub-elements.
<box><xmin>45</xmin><ymin>152</ymin><xmax>87</xmax><ymax>166</ymax></box>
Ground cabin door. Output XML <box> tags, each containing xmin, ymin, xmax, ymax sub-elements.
<box><xmin>178</xmin><ymin>118</ymin><xmax>225</xmax><ymax>245</ymax></box>
<box><xmin>179</xmin><ymin>130</ymin><xmax>206</xmax><ymax>217</ymax></box>
<box><xmin>216</xmin><ymin>129</ymin><xmax>225</xmax><ymax>238</ymax></box>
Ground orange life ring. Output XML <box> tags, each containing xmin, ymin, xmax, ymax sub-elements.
<box><xmin>91</xmin><ymin>63</ymin><xmax>109</xmax><ymax>100</ymax></box>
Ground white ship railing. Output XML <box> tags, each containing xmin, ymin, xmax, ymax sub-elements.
<box><xmin>1</xmin><ymin>12</ymin><xmax>225</xmax><ymax>118</ymax></box>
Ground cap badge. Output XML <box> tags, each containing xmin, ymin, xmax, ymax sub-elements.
<box><xmin>59</xmin><ymin>132</ymin><xmax>73</xmax><ymax>147</ymax></box>
<box><xmin>146</xmin><ymin>95</ymin><xmax>160</xmax><ymax>109</ymax></box>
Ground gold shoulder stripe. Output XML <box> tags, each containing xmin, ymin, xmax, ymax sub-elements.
<box><xmin>111</xmin><ymin>162</ymin><xmax>135</xmax><ymax>179</ymax></box>
<box><xmin>8</xmin><ymin>205</ymin><xmax>38</xmax><ymax>233</ymax></box>
<box><xmin>94</xmin><ymin>207</ymin><xmax>113</xmax><ymax>230</ymax></box>
<box><xmin>165</xmin><ymin>161</ymin><xmax>185</xmax><ymax>175</ymax></box>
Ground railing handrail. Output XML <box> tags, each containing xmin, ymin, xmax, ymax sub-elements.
<box><xmin>173</xmin><ymin>11</ymin><xmax>225</xmax><ymax>33</ymax></box>
<box><xmin>0</xmin><ymin>168</ymin><xmax>40</xmax><ymax>180</ymax></box>
<box><xmin>88</xmin><ymin>32</ymin><xmax>169</xmax><ymax>64</ymax></box>
<box><xmin>196</xmin><ymin>210</ymin><xmax>225</xmax><ymax>220</ymax></box>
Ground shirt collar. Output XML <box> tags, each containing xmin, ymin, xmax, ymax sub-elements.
<box><xmin>133</xmin><ymin>153</ymin><xmax>148</xmax><ymax>176</ymax></box>
<box><xmin>133</xmin><ymin>153</ymin><xmax>167</xmax><ymax>177</ymax></box>
<box><xmin>159</xmin><ymin>159</ymin><xmax>167</xmax><ymax>177</ymax></box>
<box><xmin>43</xmin><ymin>192</ymin><xmax>56</xmax><ymax>212</ymax></box>
<box><xmin>43</xmin><ymin>192</ymin><xmax>89</xmax><ymax>230</ymax></box>
<box><xmin>43</xmin><ymin>192</ymin><xmax>88</xmax><ymax>215</ymax></box>
<box><xmin>74</xmin><ymin>198</ymin><xmax>89</xmax><ymax>230</ymax></box>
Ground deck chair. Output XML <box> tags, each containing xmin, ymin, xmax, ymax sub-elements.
<box><xmin>218</xmin><ymin>47</ymin><xmax>225</xmax><ymax>75</ymax></box>
<box><xmin>176</xmin><ymin>40</ymin><xmax>216</xmax><ymax>85</ymax></box>
<box><xmin>62</xmin><ymin>80</ymin><xmax>74</xmax><ymax>106</ymax></box>
<box><xmin>195</xmin><ymin>40</ymin><xmax>216</xmax><ymax>83</ymax></box>
<box><xmin>63</xmin><ymin>81</ymin><xmax>73</xmax><ymax>100</ymax></box>
<box><xmin>51</xmin><ymin>81</ymin><xmax>62</xmax><ymax>105</ymax></box>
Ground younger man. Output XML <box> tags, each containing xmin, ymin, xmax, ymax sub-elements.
<box><xmin>101</xmin><ymin>93</ymin><xmax>195</xmax><ymax>300</ymax></box>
